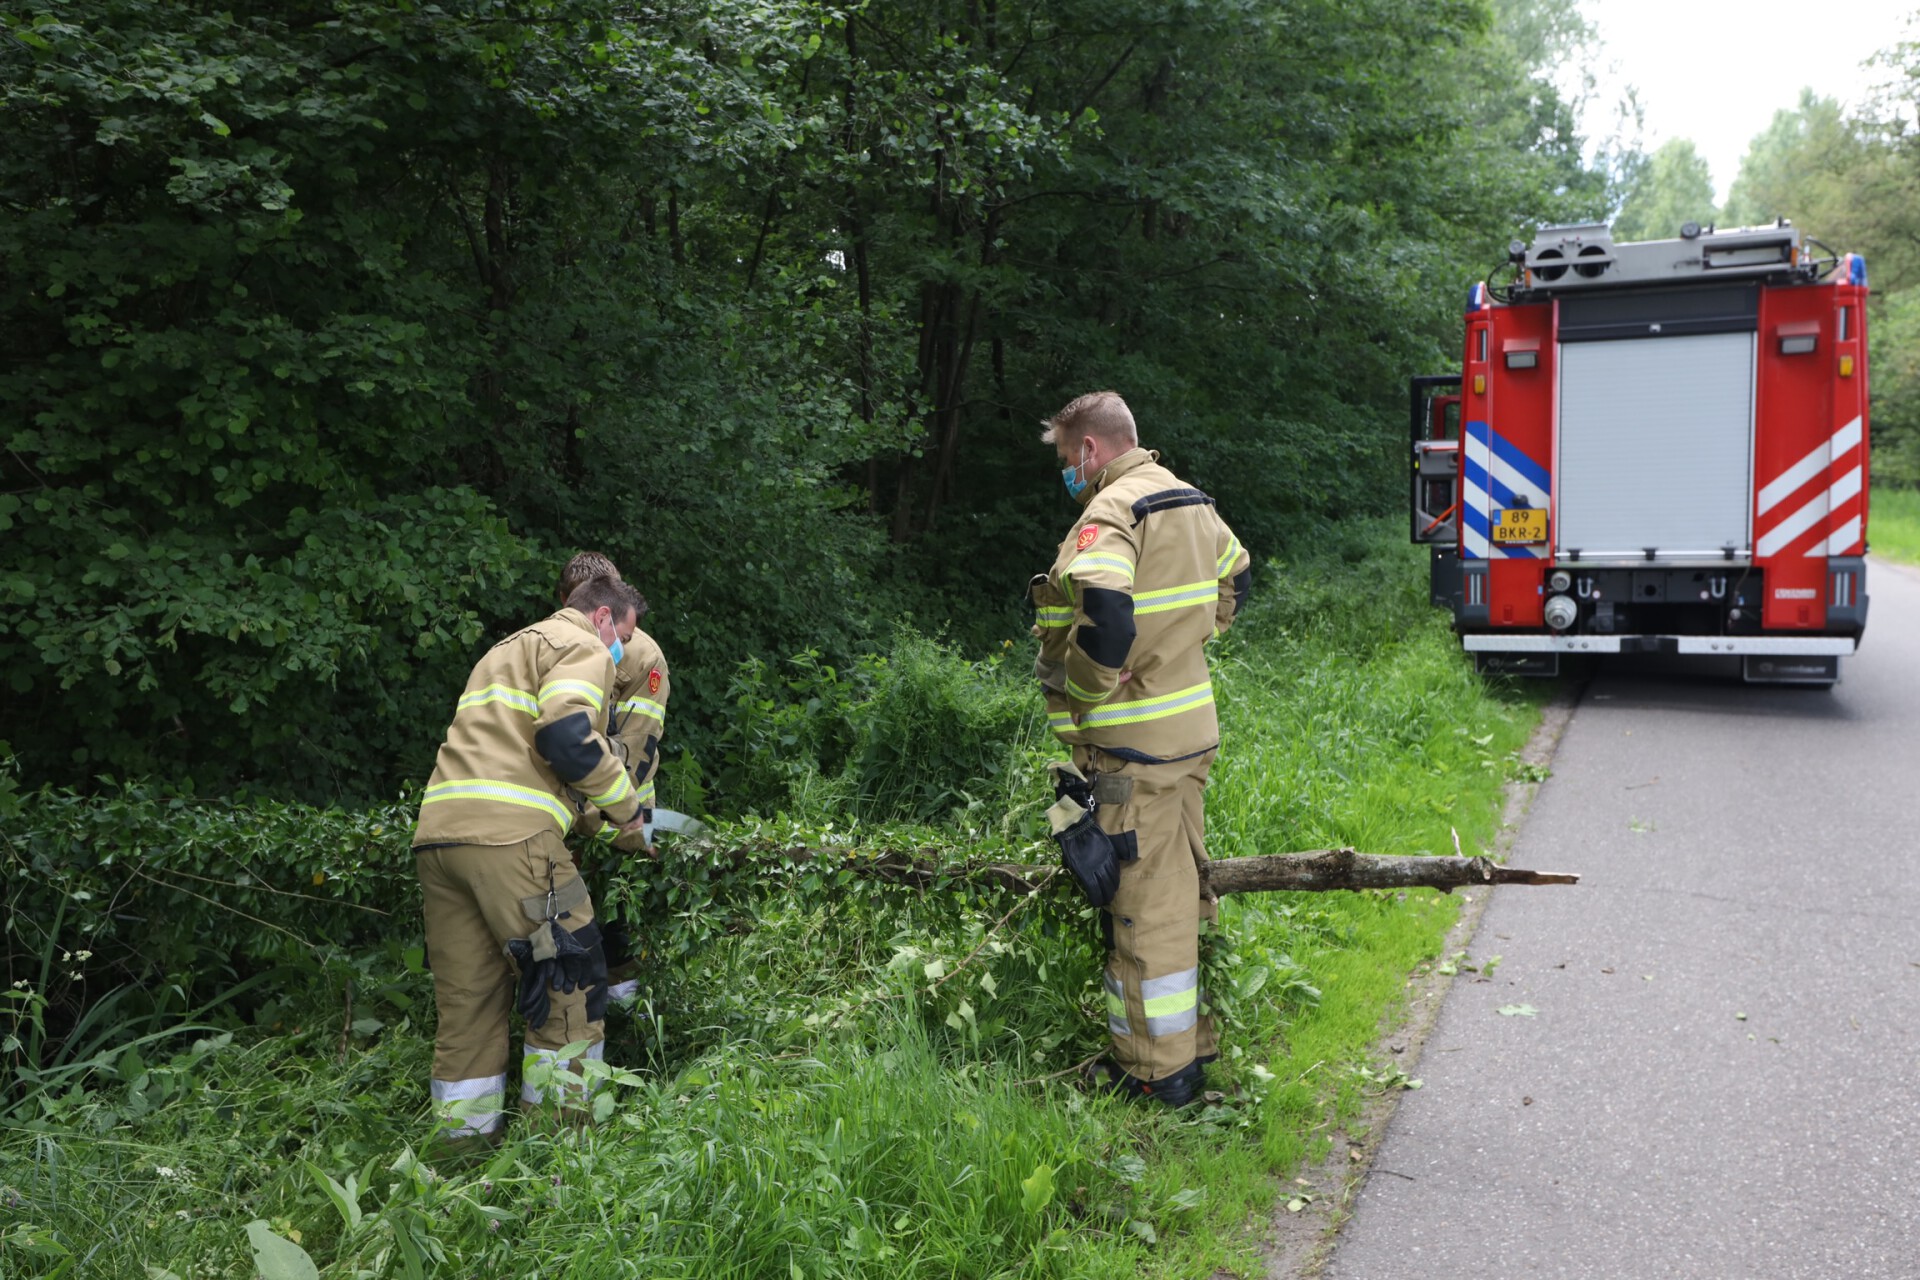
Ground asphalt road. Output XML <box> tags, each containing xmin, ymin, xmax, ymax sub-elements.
<box><xmin>1323</xmin><ymin>558</ymin><xmax>1920</xmax><ymax>1280</ymax></box>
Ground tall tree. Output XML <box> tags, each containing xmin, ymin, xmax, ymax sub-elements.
<box><xmin>0</xmin><ymin>0</ymin><xmax>1626</xmax><ymax>802</ymax></box>
<box><xmin>1611</xmin><ymin>137</ymin><xmax>1715</xmax><ymax>241</ymax></box>
<box><xmin>1721</xmin><ymin>90</ymin><xmax>1860</xmax><ymax>230</ymax></box>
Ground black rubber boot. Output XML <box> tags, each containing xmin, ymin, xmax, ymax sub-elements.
<box><xmin>1085</xmin><ymin>1057</ymin><xmax>1207</xmax><ymax>1109</ymax></box>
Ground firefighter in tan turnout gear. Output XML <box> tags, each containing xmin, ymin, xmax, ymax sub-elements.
<box><xmin>1031</xmin><ymin>390</ymin><xmax>1252</xmax><ymax>1107</ymax></box>
<box><xmin>412</xmin><ymin>575</ymin><xmax>648</xmax><ymax>1146</ymax></box>
<box><xmin>553</xmin><ymin>551</ymin><xmax>671</xmax><ymax>1004</ymax></box>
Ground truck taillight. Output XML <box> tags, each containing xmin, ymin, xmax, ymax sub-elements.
<box><xmin>1831</xmin><ymin>567</ymin><xmax>1857</xmax><ymax>610</ymax></box>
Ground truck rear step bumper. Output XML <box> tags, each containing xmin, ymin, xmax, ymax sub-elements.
<box><xmin>1462</xmin><ymin>635</ymin><xmax>1856</xmax><ymax>656</ymax></box>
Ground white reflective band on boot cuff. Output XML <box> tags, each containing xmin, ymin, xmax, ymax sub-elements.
<box><xmin>431</xmin><ymin>1075</ymin><xmax>506</xmax><ymax>1136</ymax></box>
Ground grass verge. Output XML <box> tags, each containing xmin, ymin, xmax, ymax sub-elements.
<box><xmin>0</xmin><ymin>519</ymin><xmax>1548</xmax><ymax>1278</ymax></box>
<box><xmin>1871</xmin><ymin>485</ymin><xmax>1920</xmax><ymax>565</ymax></box>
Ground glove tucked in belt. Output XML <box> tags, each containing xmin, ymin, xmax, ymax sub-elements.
<box><xmin>503</xmin><ymin>867</ymin><xmax>606</xmax><ymax>1030</ymax></box>
<box><xmin>1047</xmin><ymin>761</ymin><xmax>1122</xmax><ymax>907</ymax></box>
<box><xmin>505</xmin><ymin>919</ymin><xmax>605</xmax><ymax>1031</ymax></box>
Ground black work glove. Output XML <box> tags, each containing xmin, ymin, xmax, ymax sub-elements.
<box><xmin>505</xmin><ymin>936</ymin><xmax>554</xmax><ymax>1030</ymax></box>
<box><xmin>1050</xmin><ymin>760</ymin><xmax>1095</xmax><ymax>808</ymax></box>
<box><xmin>543</xmin><ymin>919</ymin><xmax>596</xmax><ymax>995</ymax></box>
<box><xmin>1051</xmin><ymin>803</ymin><xmax>1121</xmax><ymax>907</ymax></box>
<box><xmin>1045</xmin><ymin>761</ymin><xmax>1119</xmax><ymax>907</ymax></box>
<box><xmin>504</xmin><ymin>921</ymin><xmax>603</xmax><ymax>1030</ymax></box>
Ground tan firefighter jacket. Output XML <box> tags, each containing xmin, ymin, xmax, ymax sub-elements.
<box><xmin>413</xmin><ymin>608</ymin><xmax>643</xmax><ymax>848</ymax></box>
<box><xmin>576</xmin><ymin>629</ymin><xmax>671</xmax><ymax>853</ymax></box>
<box><xmin>1031</xmin><ymin>447</ymin><xmax>1252</xmax><ymax>761</ymax></box>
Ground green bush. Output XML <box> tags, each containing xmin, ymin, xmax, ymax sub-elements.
<box><xmin>716</xmin><ymin>628</ymin><xmax>1050</xmax><ymax>827</ymax></box>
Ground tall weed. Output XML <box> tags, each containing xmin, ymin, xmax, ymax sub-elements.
<box><xmin>715</xmin><ymin>628</ymin><xmax>1046</xmax><ymax>827</ymax></box>
<box><xmin>1</xmin><ymin>517</ymin><xmax>1553</xmax><ymax>1276</ymax></box>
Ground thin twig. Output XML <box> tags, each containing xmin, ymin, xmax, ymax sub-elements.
<box><xmin>814</xmin><ymin>864</ymin><xmax>1064</xmax><ymax>1032</ymax></box>
<box><xmin>925</xmin><ymin>865</ymin><xmax>1061</xmax><ymax>996</ymax></box>
<box><xmin>130</xmin><ymin>868</ymin><xmax>318</xmax><ymax>953</ymax></box>
<box><xmin>160</xmin><ymin>862</ymin><xmax>389</xmax><ymax>915</ymax></box>
<box><xmin>1011</xmin><ymin>1051</ymin><xmax>1103</xmax><ymax>1089</ymax></box>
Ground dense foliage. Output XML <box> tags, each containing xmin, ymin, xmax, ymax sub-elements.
<box><xmin>1</xmin><ymin>526</ymin><xmax>1544</xmax><ymax>1275</ymax></box>
<box><xmin>1</xmin><ymin>0</ymin><xmax>1613</xmax><ymax>804</ymax></box>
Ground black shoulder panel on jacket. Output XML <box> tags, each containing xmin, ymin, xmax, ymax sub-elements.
<box><xmin>1129</xmin><ymin>487</ymin><xmax>1214</xmax><ymax>525</ymax></box>
<box><xmin>1075</xmin><ymin>587</ymin><xmax>1137</xmax><ymax>668</ymax></box>
<box><xmin>534</xmin><ymin>710</ymin><xmax>605</xmax><ymax>784</ymax></box>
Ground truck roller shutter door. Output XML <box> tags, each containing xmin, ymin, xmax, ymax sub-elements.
<box><xmin>1555</xmin><ymin>332</ymin><xmax>1756</xmax><ymax>560</ymax></box>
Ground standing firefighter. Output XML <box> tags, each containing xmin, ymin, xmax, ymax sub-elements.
<box><xmin>1030</xmin><ymin>391</ymin><xmax>1252</xmax><ymax>1107</ymax></box>
<box><xmin>412</xmin><ymin>575</ymin><xmax>648</xmax><ymax>1148</ymax></box>
<box><xmin>555</xmin><ymin>551</ymin><xmax>672</xmax><ymax>1003</ymax></box>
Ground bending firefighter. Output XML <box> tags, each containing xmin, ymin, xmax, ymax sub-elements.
<box><xmin>1031</xmin><ymin>390</ymin><xmax>1252</xmax><ymax>1107</ymax></box>
<box><xmin>554</xmin><ymin>551</ymin><xmax>671</xmax><ymax>1005</ymax></box>
<box><xmin>411</xmin><ymin>575</ymin><xmax>649</xmax><ymax>1147</ymax></box>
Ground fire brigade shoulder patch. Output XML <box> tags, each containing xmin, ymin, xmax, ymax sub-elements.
<box><xmin>647</xmin><ymin>669</ymin><xmax>662</xmax><ymax>695</ymax></box>
<box><xmin>1076</xmin><ymin>524</ymin><xmax>1099</xmax><ymax>551</ymax></box>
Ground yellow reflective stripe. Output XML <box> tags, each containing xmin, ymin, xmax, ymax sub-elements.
<box><xmin>1103</xmin><ymin>973</ymin><xmax>1131</xmax><ymax>1035</ymax></box>
<box><xmin>1216</xmin><ymin>534</ymin><xmax>1244</xmax><ymax>579</ymax></box>
<box><xmin>1142</xmin><ymin>987</ymin><xmax>1198</xmax><ymax>1017</ymax></box>
<box><xmin>1065</xmin><ymin>675</ymin><xmax>1112</xmax><ymax>704</ymax></box>
<box><xmin>1075</xmin><ymin>681</ymin><xmax>1214</xmax><ymax>729</ymax></box>
<box><xmin>594</xmin><ymin>824</ymin><xmax>619</xmax><ymax>845</ymax></box>
<box><xmin>456</xmin><ymin>684</ymin><xmax>538</xmax><ymax>716</ymax></box>
<box><xmin>1047</xmin><ymin>710</ymin><xmax>1075</xmax><ymax>733</ymax></box>
<box><xmin>1070</xmin><ymin>552</ymin><xmax>1136</xmax><ymax>584</ymax></box>
<box><xmin>1132</xmin><ymin>580</ymin><xmax>1216</xmax><ymax>616</ymax></box>
<box><xmin>618</xmin><ymin>696</ymin><xmax>666</xmax><ymax>721</ymax></box>
<box><xmin>634</xmin><ymin>777</ymin><xmax>656</xmax><ymax>805</ymax></box>
<box><xmin>539</xmin><ymin>680</ymin><xmax>606</xmax><ymax>713</ymax></box>
<box><xmin>588</xmin><ymin>770</ymin><xmax>633</xmax><ymax>808</ymax></box>
<box><xmin>422</xmin><ymin>780</ymin><xmax>572</xmax><ymax>831</ymax></box>
<box><xmin>1035</xmin><ymin>606</ymin><xmax>1074</xmax><ymax>629</ymax></box>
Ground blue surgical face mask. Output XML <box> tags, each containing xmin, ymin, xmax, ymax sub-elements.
<box><xmin>597</xmin><ymin>610</ymin><xmax>625</xmax><ymax>665</ymax></box>
<box><xmin>1061</xmin><ymin>443</ymin><xmax>1090</xmax><ymax>499</ymax></box>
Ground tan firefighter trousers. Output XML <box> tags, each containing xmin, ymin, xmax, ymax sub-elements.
<box><xmin>1076</xmin><ymin>745</ymin><xmax>1218</xmax><ymax>1082</ymax></box>
<box><xmin>417</xmin><ymin>831</ymin><xmax>605</xmax><ymax>1136</ymax></box>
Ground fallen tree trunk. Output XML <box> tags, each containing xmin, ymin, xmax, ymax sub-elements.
<box><xmin>1202</xmin><ymin>849</ymin><xmax>1577</xmax><ymax>897</ymax></box>
<box><xmin>672</xmin><ymin>842</ymin><xmax>1577</xmax><ymax>897</ymax></box>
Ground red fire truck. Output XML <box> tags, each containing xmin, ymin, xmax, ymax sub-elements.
<box><xmin>1412</xmin><ymin>221</ymin><xmax>1870</xmax><ymax>685</ymax></box>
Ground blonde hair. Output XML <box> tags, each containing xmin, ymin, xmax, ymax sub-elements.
<box><xmin>558</xmin><ymin>551</ymin><xmax>621</xmax><ymax>605</ymax></box>
<box><xmin>1040</xmin><ymin>390</ymin><xmax>1138</xmax><ymax>447</ymax></box>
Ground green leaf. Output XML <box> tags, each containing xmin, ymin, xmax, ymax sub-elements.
<box><xmin>200</xmin><ymin>112</ymin><xmax>231</xmax><ymax>138</ymax></box>
<box><xmin>1497</xmin><ymin>1004</ymin><xmax>1537</xmax><ymax>1017</ymax></box>
<box><xmin>303</xmin><ymin>1163</ymin><xmax>363</xmax><ymax>1231</ymax></box>
<box><xmin>1019</xmin><ymin>1162</ymin><xmax>1055</xmax><ymax>1213</ymax></box>
<box><xmin>245</xmin><ymin>1220</ymin><xmax>319</xmax><ymax>1280</ymax></box>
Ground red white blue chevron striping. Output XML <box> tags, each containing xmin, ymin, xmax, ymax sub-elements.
<box><xmin>1461</xmin><ymin>419</ymin><xmax>1551</xmax><ymax>561</ymax></box>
